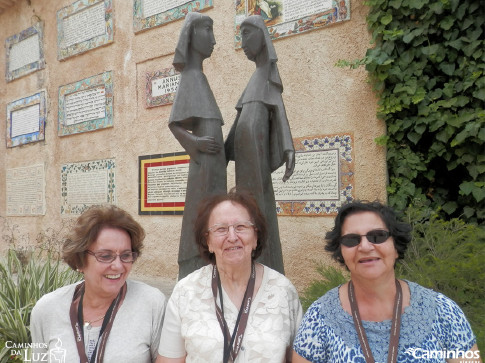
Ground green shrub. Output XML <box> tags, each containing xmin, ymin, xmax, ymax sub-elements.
<box><xmin>396</xmin><ymin>210</ymin><xmax>485</xmax><ymax>352</ymax></box>
<box><xmin>0</xmin><ymin>249</ymin><xmax>82</xmax><ymax>362</ymax></box>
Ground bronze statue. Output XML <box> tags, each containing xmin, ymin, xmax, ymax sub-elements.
<box><xmin>225</xmin><ymin>15</ymin><xmax>295</xmax><ymax>274</ymax></box>
<box><xmin>170</xmin><ymin>12</ymin><xmax>226</xmax><ymax>280</ymax></box>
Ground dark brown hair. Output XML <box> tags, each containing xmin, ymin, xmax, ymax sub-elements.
<box><xmin>62</xmin><ymin>204</ymin><xmax>145</xmax><ymax>270</ymax></box>
<box><xmin>194</xmin><ymin>188</ymin><xmax>267</xmax><ymax>264</ymax></box>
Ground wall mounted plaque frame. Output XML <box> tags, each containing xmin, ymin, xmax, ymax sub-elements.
<box><xmin>5</xmin><ymin>22</ymin><xmax>45</xmax><ymax>82</ymax></box>
<box><xmin>145</xmin><ymin>67</ymin><xmax>180</xmax><ymax>108</ymax></box>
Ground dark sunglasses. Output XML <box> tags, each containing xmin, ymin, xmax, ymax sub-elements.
<box><xmin>340</xmin><ymin>229</ymin><xmax>391</xmax><ymax>247</ymax></box>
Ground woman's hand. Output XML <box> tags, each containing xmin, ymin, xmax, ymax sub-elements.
<box><xmin>196</xmin><ymin>136</ymin><xmax>222</xmax><ymax>154</ymax></box>
<box><xmin>282</xmin><ymin>150</ymin><xmax>295</xmax><ymax>182</ymax></box>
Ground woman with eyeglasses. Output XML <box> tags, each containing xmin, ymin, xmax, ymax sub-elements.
<box><xmin>156</xmin><ymin>189</ymin><xmax>302</xmax><ymax>362</ymax></box>
<box><xmin>292</xmin><ymin>201</ymin><xmax>481</xmax><ymax>363</ymax></box>
<box><xmin>31</xmin><ymin>204</ymin><xmax>167</xmax><ymax>362</ymax></box>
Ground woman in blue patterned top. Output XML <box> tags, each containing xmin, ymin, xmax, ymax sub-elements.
<box><xmin>292</xmin><ymin>201</ymin><xmax>481</xmax><ymax>363</ymax></box>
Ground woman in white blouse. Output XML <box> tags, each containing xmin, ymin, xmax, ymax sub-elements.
<box><xmin>156</xmin><ymin>189</ymin><xmax>302</xmax><ymax>362</ymax></box>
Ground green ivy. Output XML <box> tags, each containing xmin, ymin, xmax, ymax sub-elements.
<box><xmin>340</xmin><ymin>0</ymin><xmax>485</xmax><ymax>222</ymax></box>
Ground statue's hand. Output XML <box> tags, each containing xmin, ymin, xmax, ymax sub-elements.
<box><xmin>196</xmin><ymin>136</ymin><xmax>222</xmax><ymax>154</ymax></box>
<box><xmin>282</xmin><ymin>150</ymin><xmax>295</xmax><ymax>182</ymax></box>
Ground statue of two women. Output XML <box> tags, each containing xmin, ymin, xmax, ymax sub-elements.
<box><xmin>170</xmin><ymin>14</ymin><xmax>294</xmax><ymax>279</ymax></box>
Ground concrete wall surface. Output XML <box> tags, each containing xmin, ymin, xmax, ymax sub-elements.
<box><xmin>0</xmin><ymin>0</ymin><xmax>386</xmax><ymax>293</ymax></box>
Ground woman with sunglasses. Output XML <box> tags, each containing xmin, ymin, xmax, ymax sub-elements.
<box><xmin>156</xmin><ymin>189</ymin><xmax>302</xmax><ymax>362</ymax></box>
<box><xmin>31</xmin><ymin>205</ymin><xmax>166</xmax><ymax>362</ymax></box>
<box><xmin>293</xmin><ymin>201</ymin><xmax>481</xmax><ymax>363</ymax></box>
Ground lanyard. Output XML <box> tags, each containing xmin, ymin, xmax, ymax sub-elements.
<box><xmin>211</xmin><ymin>263</ymin><xmax>256</xmax><ymax>363</ymax></box>
<box><xmin>348</xmin><ymin>279</ymin><xmax>402</xmax><ymax>363</ymax></box>
<box><xmin>69</xmin><ymin>282</ymin><xmax>127</xmax><ymax>363</ymax></box>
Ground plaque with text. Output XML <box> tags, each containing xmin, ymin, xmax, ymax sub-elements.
<box><xmin>133</xmin><ymin>0</ymin><xmax>213</xmax><ymax>33</ymax></box>
<box><xmin>234</xmin><ymin>0</ymin><xmax>350</xmax><ymax>47</ymax></box>
<box><xmin>139</xmin><ymin>153</ymin><xmax>190</xmax><ymax>215</ymax></box>
<box><xmin>272</xmin><ymin>133</ymin><xmax>354</xmax><ymax>216</ymax></box>
<box><xmin>5</xmin><ymin>22</ymin><xmax>45</xmax><ymax>82</ymax></box>
<box><xmin>6</xmin><ymin>164</ymin><xmax>46</xmax><ymax>216</ymax></box>
<box><xmin>57</xmin><ymin>0</ymin><xmax>113</xmax><ymax>60</ymax></box>
<box><xmin>61</xmin><ymin>159</ymin><xmax>116</xmax><ymax>215</ymax></box>
<box><xmin>6</xmin><ymin>91</ymin><xmax>47</xmax><ymax>148</ymax></box>
<box><xmin>146</xmin><ymin>67</ymin><xmax>180</xmax><ymax>108</ymax></box>
<box><xmin>58</xmin><ymin>71</ymin><xmax>113</xmax><ymax>136</ymax></box>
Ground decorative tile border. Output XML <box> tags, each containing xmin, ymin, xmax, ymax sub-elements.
<box><xmin>61</xmin><ymin>158</ymin><xmax>116</xmax><ymax>215</ymax></box>
<box><xmin>133</xmin><ymin>0</ymin><xmax>213</xmax><ymax>33</ymax></box>
<box><xmin>234</xmin><ymin>0</ymin><xmax>350</xmax><ymax>48</ymax></box>
<box><xmin>57</xmin><ymin>0</ymin><xmax>113</xmax><ymax>60</ymax></box>
<box><xmin>58</xmin><ymin>71</ymin><xmax>113</xmax><ymax>136</ymax></box>
<box><xmin>139</xmin><ymin>152</ymin><xmax>189</xmax><ymax>215</ymax></box>
<box><xmin>273</xmin><ymin>133</ymin><xmax>354</xmax><ymax>216</ymax></box>
<box><xmin>6</xmin><ymin>91</ymin><xmax>46</xmax><ymax>148</ymax></box>
<box><xmin>5</xmin><ymin>22</ymin><xmax>45</xmax><ymax>82</ymax></box>
<box><xmin>145</xmin><ymin>67</ymin><xmax>180</xmax><ymax>108</ymax></box>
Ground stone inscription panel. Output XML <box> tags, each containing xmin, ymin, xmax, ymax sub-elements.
<box><xmin>145</xmin><ymin>67</ymin><xmax>180</xmax><ymax>108</ymax></box>
<box><xmin>272</xmin><ymin>133</ymin><xmax>355</xmax><ymax>216</ymax></box>
<box><xmin>6</xmin><ymin>91</ymin><xmax>47</xmax><ymax>148</ymax></box>
<box><xmin>61</xmin><ymin>159</ymin><xmax>116</xmax><ymax>215</ymax></box>
<box><xmin>5</xmin><ymin>22</ymin><xmax>45</xmax><ymax>82</ymax></box>
<box><xmin>234</xmin><ymin>0</ymin><xmax>350</xmax><ymax>47</ymax></box>
<box><xmin>57</xmin><ymin>0</ymin><xmax>113</xmax><ymax>60</ymax></box>
<box><xmin>58</xmin><ymin>71</ymin><xmax>113</xmax><ymax>136</ymax></box>
<box><xmin>6</xmin><ymin>164</ymin><xmax>46</xmax><ymax>216</ymax></box>
<box><xmin>139</xmin><ymin>153</ymin><xmax>189</xmax><ymax>215</ymax></box>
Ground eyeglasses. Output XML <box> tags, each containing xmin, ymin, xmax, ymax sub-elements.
<box><xmin>340</xmin><ymin>229</ymin><xmax>391</xmax><ymax>247</ymax></box>
<box><xmin>85</xmin><ymin>250</ymin><xmax>138</xmax><ymax>263</ymax></box>
<box><xmin>207</xmin><ymin>221</ymin><xmax>255</xmax><ymax>237</ymax></box>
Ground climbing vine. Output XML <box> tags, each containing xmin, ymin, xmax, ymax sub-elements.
<box><xmin>340</xmin><ymin>0</ymin><xmax>484</xmax><ymax>222</ymax></box>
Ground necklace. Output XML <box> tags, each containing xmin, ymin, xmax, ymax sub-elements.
<box><xmin>83</xmin><ymin>314</ymin><xmax>105</xmax><ymax>330</ymax></box>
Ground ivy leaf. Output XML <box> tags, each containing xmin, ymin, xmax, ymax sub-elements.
<box><xmin>381</xmin><ymin>13</ymin><xmax>393</xmax><ymax>25</ymax></box>
<box><xmin>472</xmin><ymin>88</ymin><xmax>485</xmax><ymax>101</ymax></box>
<box><xmin>442</xmin><ymin>201</ymin><xmax>458</xmax><ymax>215</ymax></box>
<box><xmin>440</xmin><ymin>16</ymin><xmax>455</xmax><ymax>30</ymax></box>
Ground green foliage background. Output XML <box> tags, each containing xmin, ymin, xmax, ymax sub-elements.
<box><xmin>340</xmin><ymin>0</ymin><xmax>485</xmax><ymax>222</ymax></box>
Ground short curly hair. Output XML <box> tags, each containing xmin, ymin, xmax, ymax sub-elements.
<box><xmin>62</xmin><ymin>204</ymin><xmax>145</xmax><ymax>270</ymax></box>
<box><xmin>194</xmin><ymin>189</ymin><xmax>267</xmax><ymax>264</ymax></box>
<box><xmin>325</xmin><ymin>201</ymin><xmax>412</xmax><ymax>266</ymax></box>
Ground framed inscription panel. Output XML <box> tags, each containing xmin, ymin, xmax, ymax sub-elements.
<box><xmin>234</xmin><ymin>0</ymin><xmax>350</xmax><ymax>47</ymax></box>
<box><xmin>6</xmin><ymin>91</ymin><xmax>46</xmax><ymax>148</ymax></box>
<box><xmin>6</xmin><ymin>164</ymin><xmax>46</xmax><ymax>216</ymax></box>
<box><xmin>133</xmin><ymin>0</ymin><xmax>213</xmax><ymax>33</ymax></box>
<box><xmin>5</xmin><ymin>22</ymin><xmax>45</xmax><ymax>82</ymax></box>
<box><xmin>58</xmin><ymin>71</ymin><xmax>113</xmax><ymax>136</ymax></box>
<box><xmin>61</xmin><ymin>159</ymin><xmax>116</xmax><ymax>215</ymax></box>
<box><xmin>139</xmin><ymin>153</ymin><xmax>190</xmax><ymax>215</ymax></box>
<box><xmin>146</xmin><ymin>67</ymin><xmax>180</xmax><ymax>108</ymax></box>
<box><xmin>272</xmin><ymin>133</ymin><xmax>354</xmax><ymax>216</ymax></box>
<box><xmin>57</xmin><ymin>0</ymin><xmax>113</xmax><ymax>60</ymax></box>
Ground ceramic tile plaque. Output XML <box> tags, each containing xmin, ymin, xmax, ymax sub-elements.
<box><xmin>272</xmin><ymin>133</ymin><xmax>354</xmax><ymax>216</ymax></box>
<box><xmin>234</xmin><ymin>0</ymin><xmax>350</xmax><ymax>47</ymax></box>
<box><xmin>6</xmin><ymin>91</ymin><xmax>46</xmax><ymax>148</ymax></box>
<box><xmin>133</xmin><ymin>0</ymin><xmax>213</xmax><ymax>33</ymax></box>
<box><xmin>6</xmin><ymin>164</ymin><xmax>46</xmax><ymax>216</ymax></box>
<box><xmin>5</xmin><ymin>22</ymin><xmax>45</xmax><ymax>82</ymax></box>
<box><xmin>58</xmin><ymin>71</ymin><xmax>113</xmax><ymax>136</ymax></box>
<box><xmin>139</xmin><ymin>153</ymin><xmax>190</xmax><ymax>215</ymax></box>
<box><xmin>57</xmin><ymin>0</ymin><xmax>113</xmax><ymax>60</ymax></box>
<box><xmin>146</xmin><ymin>67</ymin><xmax>180</xmax><ymax>108</ymax></box>
<box><xmin>61</xmin><ymin>159</ymin><xmax>116</xmax><ymax>215</ymax></box>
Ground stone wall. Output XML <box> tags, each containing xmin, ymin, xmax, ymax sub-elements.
<box><xmin>0</xmin><ymin>0</ymin><xmax>386</xmax><ymax>292</ymax></box>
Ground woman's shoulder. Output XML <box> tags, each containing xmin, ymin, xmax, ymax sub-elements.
<box><xmin>261</xmin><ymin>265</ymin><xmax>298</xmax><ymax>291</ymax></box>
<box><xmin>126</xmin><ymin>279</ymin><xmax>166</xmax><ymax>301</ymax></box>
<box><xmin>32</xmin><ymin>282</ymin><xmax>80</xmax><ymax>313</ymax></box>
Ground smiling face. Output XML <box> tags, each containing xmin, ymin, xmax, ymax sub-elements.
<box><xmin>82</xmin><ymin>227</ymin><xmax>133</xmax><ymax>300</ymax></box>
<box><xmin>206</xmin><ymin>201</ymin><xmax>258</xmax><ymax>269</ymax></box>
<box><xmin>240</xmin><ymin>23</ymin><xmax>265</xmax><ymax>61</ymax></box>
<box><xmin>190</xmin><ymin>18</ymin><xmax>216</xmax><ymax>60</ymax></box>
<box><xmin>340</xmin><ymin>211</ymin><xmax>398</xmax><ymax>283</ymax></box>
